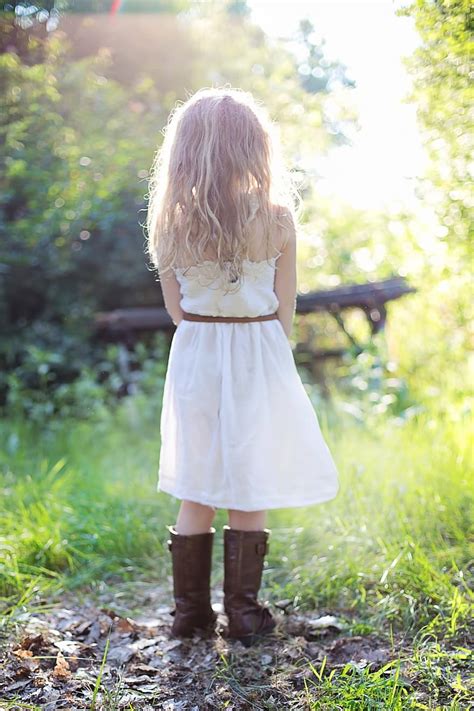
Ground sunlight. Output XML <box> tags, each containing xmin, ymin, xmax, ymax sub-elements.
<box><xmin>248</xmin><ymin>0</ymin><xmax>427</xmax><ymax>209</ymax></box>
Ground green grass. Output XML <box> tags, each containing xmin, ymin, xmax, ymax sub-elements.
<box><xmin>0</xmin><ymin>389</ymin><xmax>472</xmax><ymax>708</ymax></box>
<box><xmin>270</xmin><ymin>408</ymin><xmax>473</xmax><ymax>636</ymax></box>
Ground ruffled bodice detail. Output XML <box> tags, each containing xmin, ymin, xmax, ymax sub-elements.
<box><xmin>173</xmin><ymin>255</ymin><xmax>281</xmax><ymax>318</ymax></box>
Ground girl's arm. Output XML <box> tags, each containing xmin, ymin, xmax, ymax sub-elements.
<box><xmin>158</xmin><ymin>268</ymin><xmax>184</xmax><ymax>326</ymax></box>
<box><xmin>274</xmin><ymin>211</ymin><xmax>297</xmax><ymax>339</ymax></box>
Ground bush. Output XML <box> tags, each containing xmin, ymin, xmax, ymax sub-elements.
<box><xmin>2</xmin><ymin>331</ymin><xmax>169</xmax><ymax>423</ymax></box>
<box><xmin>0</xmin><ymin>36</ymin><xmax>172</xmax><ymax>413</ymax></box>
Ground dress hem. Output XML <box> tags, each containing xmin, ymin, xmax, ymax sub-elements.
<box><xmin>157</xmin><ymin>481</ymin><xmax>339</xmax><ymax>511</ymax></box>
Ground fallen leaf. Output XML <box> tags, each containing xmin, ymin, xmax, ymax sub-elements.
<box><xmin>129</xmin><ymin>662</ymin><xmax>160</xmax><ymax>675</ymax></box>
<box><xmin>13</xmin><ymin>648</ymin><xmax>34</xmax><ymax>659</ymax></box>
<box><xmin>18</xmin><ymin>634</ymin><xmax>44</xmax><ymax>653</ymax></box>
<box><xmin>130</xmin><ymin>637</ymin><xmax>159</xmax><ymax>652</ymax></box>
<box><xmin>53</xmin><ymin>639</ymin><xmax>83</xmax><ymax>654</ymax></box>
<box><xmin>53</xmin><ymin>651</ymin><xmax>71</xmax><ymax>680</ymax></box>
<box><xmin>308</xmin><ymin>615</ymin><xmax>344</xmax><ymax>631</ymax></box>
<box><xmin>74</xmin><ymin>619</ymin><xmax>93</xmax><ymax>636</ymax></box>
<box><xmin>106</xmin><ymin>643</ymin><xmax>136</xmax><ymax>666</ymax></box>
<box><xmin>116</xmin><ymin>616</ymin><xmax>137</xmax><ymax>634</ymax></box>
<box><xmin>4</xmin><ymin>678</ymin><xmax>32</xmax><ymax>693</ymax></box>
<box><xmin>12</xmin><ymin>647</ymin><xmax>41</xmax><ymax>673</ymax></box>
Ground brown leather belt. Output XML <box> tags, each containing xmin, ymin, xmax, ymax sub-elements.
<box><xmin>181</xmin><ymin>310</ymin><xmax>279</xmax><ymax>323</ymax></box>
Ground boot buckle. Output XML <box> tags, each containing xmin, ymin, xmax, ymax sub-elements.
<box><xmin>167</xmin><ymin>539</ymin><xmax>172</xmax><ymax>551</ymax></box>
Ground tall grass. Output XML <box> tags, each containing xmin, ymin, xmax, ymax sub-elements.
<box><xmin>1</xmin><ymin>388</ymin><xmax>472</xmax><ymax>640</ymax></box>
<box><xmin>271</xmin><ymin>407</ymin><xmax>472</xmax><ymax>636</ymax></box>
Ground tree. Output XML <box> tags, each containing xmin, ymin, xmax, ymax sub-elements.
<box><xmin>0</xmin><ymin>1</ymin><xmax>192</xmax><ymax>59</ymax></box>
<box><xmin>0</xmin><ymin>39</ymin><xmax>165</xmax><ymax>344</ymax></box>
<box><xmin>295</xmin><ymin>19</ymin><xmax>356</xmax><ymax>97</ymax></box>
<box><xmin>66</xmin><ymin>0</ymin><xmax>191</xmax><ymax>12</ymax></box>
<box><xmin>0</xmin><ymin>6</ymin><xmax>359</xmax><ymax>411</ymax></box>
<box><xmin>2</xmin><ymin>0</ymin><xmax>191</xmax><ymax>12</ymax></box>
<box><xmin>397</xmin><ymin>0</ymin><xmax>472</xmax><ymax>260</ymax></box>
<box><xmin>387</xmin><ymin>0</ymin><xmax>473</xmax><ymax>400</ymax></box>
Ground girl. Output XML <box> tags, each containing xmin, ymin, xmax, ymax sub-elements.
<box><xmin>146</xmin><ymin>87</ymin><xmax>339</xmax><ymax>647</ymax></box>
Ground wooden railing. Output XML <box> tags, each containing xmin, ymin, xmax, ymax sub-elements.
<box><xmin>94</xmin><ymin>275</ymin><xmax>416</xmax><ymax>358</ymax></box>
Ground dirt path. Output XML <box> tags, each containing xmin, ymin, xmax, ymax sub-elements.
<box><xmin>0</xmin><ymin>581</ymin><xmax>399</xmax><ymax>709</ymax></box>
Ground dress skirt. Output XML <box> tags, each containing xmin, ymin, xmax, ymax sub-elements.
<box><xmin>157</xmin><ymin>318</ymin><xmax>339</xmax><ymax>511</ymax></box>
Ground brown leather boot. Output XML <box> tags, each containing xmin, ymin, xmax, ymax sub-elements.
<box><xmin>167</xmin><ymin>525</ymin><xmax>217</xmax><ymax>637</ymax></box>
<box><xmin>223</xmin><ymin>525</ymin><xmax>277</xmax><ymax>647</ymax></box>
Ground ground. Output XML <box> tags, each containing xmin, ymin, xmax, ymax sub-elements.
<box><xmin>1</xmin><ymin>581</ymin><xmax>471</xmax><ymax>710</ymax></box>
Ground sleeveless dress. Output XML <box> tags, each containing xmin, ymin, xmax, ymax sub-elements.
<box><xmin>156</xmin><ymin>253</ymin><xmax>340</xmax><ymax>512</ymax></box>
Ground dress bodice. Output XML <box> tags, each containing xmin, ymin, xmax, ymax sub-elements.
<box><xmin>173</xmin><ymin>254</ymin><xmax>282</xmax><ymax>317</ymax></box>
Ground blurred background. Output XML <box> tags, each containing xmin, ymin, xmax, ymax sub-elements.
<box><xmin>1</xmin><ymin>0</ymin><xmax>470</xmax><ymax>423</ymax></box>
<box><xmin>0</xmin><ymin>0</ymin><xmax>470</xmax><ymax>421</ymax></box>
<box><xmin>0</xmin><ymin>1</ymin><xmax>472</xmax><ymax>705</ymax></box>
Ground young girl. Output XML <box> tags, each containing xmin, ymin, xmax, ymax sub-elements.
<box><xmin>146</xmin><ymin>87</ymin><xmax>339</xmax><ymax>647</ymax></box>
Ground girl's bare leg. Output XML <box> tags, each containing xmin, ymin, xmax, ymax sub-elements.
<box><xmin>227</xmin><ymin>509</ymin><xmax>267</xmax><ymax>530</ymax></box>
<box><xmin>175</xmin><ymin>500</ymin><xmax>216</xmax><ymax>535</ymax></box>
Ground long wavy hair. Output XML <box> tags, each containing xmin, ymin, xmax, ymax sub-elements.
<box><xmin>145</xmin><ymin>86</ymin><xmax>300</xmax><ymax>290</ymax></box>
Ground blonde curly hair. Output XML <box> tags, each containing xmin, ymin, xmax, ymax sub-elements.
<box><xmin>145</xmin><ymin>86</ymin><xmax>300</xmax><ymax>290</ymax></box>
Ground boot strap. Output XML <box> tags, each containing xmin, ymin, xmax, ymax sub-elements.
<box><xmin>169</xmin><ymin>535</ymin><xmax>267</xmax><ymax>554</ymax></box>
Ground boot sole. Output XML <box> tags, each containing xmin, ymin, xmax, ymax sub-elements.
<box><xmin>228</xmin><ymin>621</ymin><xmax>277</xmax><ymax>648</ymax></box>
<box><xmin>170</xmin><ymin>611</ymin><xmax>218</xmax><ymax>638</ymax></box>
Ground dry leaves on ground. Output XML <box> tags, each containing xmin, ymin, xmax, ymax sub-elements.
<box><xmin>0</xmin><ymin>583</ymin><xmax>396</xmax><ymax>710</ymax></box>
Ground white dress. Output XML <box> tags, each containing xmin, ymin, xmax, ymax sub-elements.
<box><xmin>157</xmin><ymin>254</ymin><xmax>340</xmax><ymax>511</ymax></box>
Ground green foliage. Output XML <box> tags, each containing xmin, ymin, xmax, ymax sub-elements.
<box><xmin>296</xmin><ymin>0</ymin><xmax>473</xmax><ymax>407</ymax></box>
<box><xmin>1</xmin><ymin>2</ymin><xmax>66</xmax><ymax>19</ymax></box>
<box><xmin>2</xmin><ymin>1</ymin><xmax>471</xmax><ymax>433</ymax></box>
<box><xmin>391</xmin><ymin>0</ymin><xmax>473</xmax><ymax>410</ymax></box>
<box><xmin>225</xmin><ymin>0</ymin><xmax>251</xmax><ymax>17</ymax></box>
<box><xmin>269</xmin><ymin>403</ymin><xmax>473</xmax><ymax>638</ymax></box>
<box><xmin>0</xmin><ymin>37</ymin><xmax>170</xmax><ymax>412</ymax></box>
<box><xmin>2</xmin><ymin>331</ymin><xmax>169</xmax><ymax>422</ymax></box>
<box><xmin>0</xmin><ymin>16</ymin><xmax>358</xmax><ymax>417</ymax></box>
<box><xmin>3</xmin><ymin>0</ymin><xmax>191</xmax><ymax>12</ymax></box>
<box><xmin>333</xmin><ymin>345</ymin><xmax>421</xmax><ymax>425</ymax></box>
<box><xmin>188</xmin><ymin>11</ymin><xmax>358</xmax><ymax>163</ymax></box>
<box><xmin>296</xmin><ymin>18</ymin><xmax>356</xmax><ymax>100</ymax></box>
<box><xmin>398</xmin><ymin>0</ymin><xmax>472</xmax><ymax>254</ymax></box>
<box><xmin>67</xmin><ymin>0</ymin><xmax>191</xmax><ymax>11</ymax></box>
<box><xmin>0</xmin><ymin>39</ymin><xmax>162</xmax><ymax>318</ymax></box>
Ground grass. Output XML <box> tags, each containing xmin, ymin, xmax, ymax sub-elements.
<box><xmin>270</xmin><ymin>409</ymin><xmax>472</xmax><ymax>636</ymax></box>
<box><xmin>0</xmin><ymin>388</ymin><xmax>472</xmax><ymax>708</ymax></box>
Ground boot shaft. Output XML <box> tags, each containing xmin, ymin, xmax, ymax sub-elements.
<box><xmin>166</xmin><ymin>525</ymin><xmax>217</xmax><ymax>637</ymax></box>
<box><xmin>222</xmin><ymin>525</ymin><xmax>276</xmax><ymax>644</ymax></box>
<box><xmin>167</xmin><ymin>525</ymin><xmax>215</xmax><ymax>596</ymax></box>
<box><xmin>223</xmin><ymin>525</ymin><xmax>271</xmax><ymax>597</ymax></box>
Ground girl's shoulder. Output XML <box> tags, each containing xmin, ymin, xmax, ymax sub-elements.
<box><xmin>269</xmin><ymin>204</ymin><xmax>297</xmax><ymax>251</ymax></box>
<box><xmin>270</xmin><ymin>202</ymin><xmax>294</xmax><ymax>221</ymax></box>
